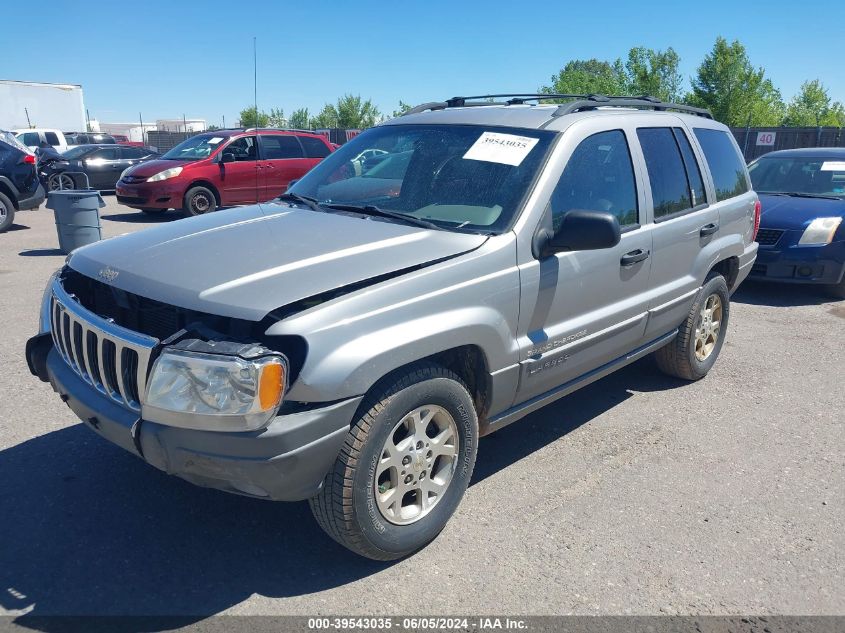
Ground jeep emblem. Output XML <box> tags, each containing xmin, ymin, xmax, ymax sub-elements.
<box><xmin>98</xmin><ymin>267</ymin><xmax>119</xmax><ymax>283</ymax></box>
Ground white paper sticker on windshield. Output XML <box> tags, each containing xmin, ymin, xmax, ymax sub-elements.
<box><xmin>207</xmin><ymin>137</ymin><xmax>224</xmax><ymax>144</ymax></box>
<box><xmin>463</xmin><ymin>132</ymin><xmax>539</xmax><ymax>166</ymax></box>
<box><xmin>820</xmin><ymin>161</ymin><xmax>845</xmax><ymax>171</ymax></box>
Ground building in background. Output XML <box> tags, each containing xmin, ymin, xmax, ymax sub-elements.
<box><xmin>92</xmin><ymin>121</ymin><xmax>158</xmax><ymax>143</ymax></box>
<box><xmin>155</xmin><ymin>118</ymin><xmax>206</xmax><ymax>133</ymax></box>
<box><xmin>0</xmin><ymin>80</ymin><xmax>86</xmax><ymax>131</ymax></box>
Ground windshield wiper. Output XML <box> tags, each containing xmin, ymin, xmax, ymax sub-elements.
<box><xmin>276</xmin><ymin>192</ymin><xmax>325</xmax><ymax>214</ymax></box>
<box><xmin>320</xmin><ymin>203</ymin><xmax>442</xmax><ymax>230</ymax></box>
<box><xmin>759</xmin><ymin>191</ymin><xmax>842</xmax><ymax>200</ymax></box>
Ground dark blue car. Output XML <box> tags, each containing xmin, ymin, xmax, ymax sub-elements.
<box><xmin>748</xmin><ymin>148</ymin><xmax>845</xmax><ymax>298</ymax></box>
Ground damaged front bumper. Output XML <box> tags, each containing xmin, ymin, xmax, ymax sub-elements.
<box><xmin>28</xmin><ymin>334</ymin><xmax>360</xmax><ymax>501</ymax></box>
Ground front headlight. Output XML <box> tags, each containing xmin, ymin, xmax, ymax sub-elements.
<box><xmin>147</xmin><ymin>166</ymin><xmax>183</xmax><ymax>182</ymax></box>
<box><xmin>799</xmin><ymin>217</ymin><xmax>842</xmax><ymax>245</ymax></box>
<box><xmin>143</xmin><ymin>348</ymin><xmax>287</xmax><ymax>432</ymax></box>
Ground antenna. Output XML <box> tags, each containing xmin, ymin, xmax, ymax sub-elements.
<box><xmin>253</xmin><ymin>36</ymin><xmax>259</xmax><ymax>203</ymax></box>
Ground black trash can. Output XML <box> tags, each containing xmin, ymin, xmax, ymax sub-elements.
<box><xmin>46</xmin><ymin>189</ymin><xmax>106</xmax><ymax>254</ymax></box>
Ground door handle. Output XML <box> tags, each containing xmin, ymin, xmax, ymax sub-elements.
<box><xmin>699</xmin><ymin>222</ymin><xmax>719</xmax><ymax>237</ymax></box>
<box><xmin>620</xmin><ymin>249</ymin><xmax>649</xmax><ymax>266</ymax></box>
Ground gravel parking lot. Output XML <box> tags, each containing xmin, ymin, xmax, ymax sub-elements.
<box><xmin>1</xmin><ymin>197</ymin><xmax>842</xmax><ymax>618</ymax></box>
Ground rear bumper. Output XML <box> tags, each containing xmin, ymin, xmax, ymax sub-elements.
<box><xmin>749</xmin><ymin>241</ymin><xmax>845</xmax><ymax>285</ymax></box>
<box><xmin>18</xmin><ymin>183</ymin><xmax>45</xmax><ymax>210</ymax></box>
<box><xmin>33</xmin><ymin>341</ymin><xmax>360</xmax><ymax>501</ymax></box>
<box><xmin>116</xmin><ymin>180</ymin><xmax>183</xmax><ymax>209</ymax></box>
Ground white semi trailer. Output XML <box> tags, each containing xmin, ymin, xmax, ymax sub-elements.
<box><xmin>0</xmin><ymin>80</ymin><xmax>86</xmax><ymax>131</ymax></box>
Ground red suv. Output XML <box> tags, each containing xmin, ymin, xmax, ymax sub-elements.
<box><xmin>116</xmin><ymin>129</ymin><xmax>334</xmax><ymax>216</ymax></box>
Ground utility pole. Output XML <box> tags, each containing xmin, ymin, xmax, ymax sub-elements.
<box><xmin>139</xmin><ymin>112</ymin><xmax>144</xmax><ymax>146</ymax></box>
<box><xmin>24</xmin><ymin>107</ymin><xmax>32</xmax><ymax>128</ymax></box>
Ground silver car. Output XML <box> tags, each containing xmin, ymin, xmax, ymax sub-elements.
<box><xmin>26</xmin><ymin>94</ymin><xmax>759</xmax><ymax>560</ymax></box>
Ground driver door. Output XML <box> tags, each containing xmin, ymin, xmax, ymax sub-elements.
<box><xmin>514</xmin><ymin>126</ymin><xmax>654</xmax><ymax>403</ymax></box>
<box><xmin>218</xmin><ymin>136</ymin><xmax>259</xmax><ymax>205</ymax></box>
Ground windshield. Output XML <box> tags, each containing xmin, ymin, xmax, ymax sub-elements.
<box><xmin>287</xmin><ymin>124</ymin><xmax>555</xmax><ymax>233</ymax></box>
<box><xmin>161</xmin><ymin>134</ymin><xmax>227</xmax><ymax>160</ymax></box>
<box><xmin>62</xmin><ymin>145</ymin><xmax>95</xmax><ymax>159</ymax></box>
<box><xmin>749</xmin><ymin>156</ymin><xmax>845</xmax><ymax>198</ymax></box>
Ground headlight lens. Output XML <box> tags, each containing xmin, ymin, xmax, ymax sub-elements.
<box><xmin>147</xmin><ymin>166</ymin><xmax>183</xmax><ymax>182</ymax></box>
<box><xmin>799</xmin><ymin>217</ymin><xmax>842</xmax><ymax>245</ymax></box>
<box><xmin>143</xmin><ymin>349</ymin><xmax>286</xmax><ymax>432</ymax></box>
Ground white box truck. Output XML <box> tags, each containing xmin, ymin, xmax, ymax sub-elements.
<box><xmin>0</xmin><ymin>80</ymin><xmax>86</xmax><ymax>132</ymax></box>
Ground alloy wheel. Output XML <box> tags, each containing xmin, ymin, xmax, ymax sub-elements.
<box><xmin>694</xmin><ymin>293</ymin><xmax>723</xmax><ymax>361</ymax></box>
<box><xmin>49</xmin><ymin>174</ymin><xmax>75</xmax><ymax>191</ymax></box>
<box><xmin>375</xmin><ymin>404</ymin><xmax>459</xmax><ymax>525</ymax></box>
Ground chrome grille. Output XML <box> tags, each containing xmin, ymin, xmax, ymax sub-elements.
<box><xmin>755</xmin><ymin>228</ymin><xmax>784</xmax><ymax>246</ymax></box>
<box><xmin>49</xmin><ymin>278</ymin><xmax>158</xmax><ymax>411</ymax></box>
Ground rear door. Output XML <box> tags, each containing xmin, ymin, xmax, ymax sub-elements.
<box><xmin>635</xmin><ymin>123</ymin><xmax>720</xmax><ymax>339</ymax></box>
<box><xmin>217</xmin><ymin>135</ymin><xmax>259</xmax><ymax>205</ymax></box>
<box><xmin>83</xmin><ymin>146</ymin><xmax>121</xmax><ymax>189</ymax></box>
<box><xmin>514</xmin><ymin>124</ymin><xmax>654</xmax><ymax>403</ymax></box>
<box><xmin>257</xmin><ymin>134</ymin><xmax>307</xmax><ymax>199</ymax></box>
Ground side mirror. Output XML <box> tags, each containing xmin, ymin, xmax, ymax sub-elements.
<box><xmin>219</xmin><ymin>152</ymin><xmax>235</xmax><ymax>164</ymax></box>
<box><xmin>539</xmin><ymin>210</ymin><xmax>621</xmax><ymax>257</ymax></box>
<box><xmin>286</xmin><ymin>179</ymin><xmax>299</xmax><ymax>190</ymax></box>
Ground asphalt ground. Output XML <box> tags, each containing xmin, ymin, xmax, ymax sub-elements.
<box><xmin>0</xmin><ymin>197</ymin><xmax>842</xmax><ymax>621</ymax></box>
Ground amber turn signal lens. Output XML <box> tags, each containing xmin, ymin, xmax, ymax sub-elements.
<box><xmin>258</xmin><ymin>362</ymin><xmax>284</xmax><ymax>410</ymax></box>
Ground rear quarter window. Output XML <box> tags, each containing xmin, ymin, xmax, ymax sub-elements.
<box><xmin>693</xmin><ymin>128</ymin><xmax>750</xmax><ymax>201</ymax></box>
<box><xmin>299</xmin><ymin>136</ymin><xmax>331</xmax><ymax>158</ymax></box>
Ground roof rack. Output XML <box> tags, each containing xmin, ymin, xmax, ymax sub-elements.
<box><xmin>402</xmin><ymin>94</ymin><xmax>713</xmax><ymax>119</ymax></box>
<box><xmin>243</xmin><ymin>127</ymin><xmax>318</xmax><ymax>134</ymax></box>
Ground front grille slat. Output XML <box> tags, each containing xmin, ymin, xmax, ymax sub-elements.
<box><xmin>755</xmin><ymin>228</ymin><xmax>784</xmax><ymax>246</ymax></box>
<box><xmin>49</xmin><ymin>280</ymin><xmax>158</xmax><ymax>413</ymax></box>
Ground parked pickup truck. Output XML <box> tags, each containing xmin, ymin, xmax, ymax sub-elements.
<box><xmin>26</xmin><ymin>94</ymin><xmax>759</xmax><ymax>560</ymax></box>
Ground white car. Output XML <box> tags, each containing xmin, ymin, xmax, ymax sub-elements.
<box><xmin>13</xmin><ymin>128</ymin><xmax>68</xmax><ymax>153</ymax></box>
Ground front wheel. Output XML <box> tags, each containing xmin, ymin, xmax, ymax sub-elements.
<box><xmin>183</xmin><ymin>186</ymin><xmax>216</xmax><ymax>216</ymax></box>
<box><xmin>654</xmin><ymin>273</ymin><xmax>730</xmax><ymax>380</ymax></box>
<box><xmin>310</xmin><ymin>363</ymin><xmax>479</xmax><ymax>560</ymax></box>
<box><xmin>0</xmin><ymin>191</ymin><xmax>15</xmax><ymax>232</ymax></box>
<box><xmin>48</xmin><ymin>173</ymin><xmax>76</xmax><ymax>191</ymax></box>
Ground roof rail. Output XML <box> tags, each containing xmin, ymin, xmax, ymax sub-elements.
<box><xmin>551</xmin><ymin>95</ymin><xmax>713</xmax><ymax>119</ymax></box>
<box><xmin>243</xmin><ymin>127</ymin><xmax>319</xmax><ymax>134</ymax></box>
<box><xmin>402</xmin><ymin>94</ymin><xmax>713</xmax><ymax>119</ymax></box>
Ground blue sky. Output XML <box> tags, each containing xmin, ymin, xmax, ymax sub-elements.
<box><xmin>3</xmin><ymin>0</ymin><xmax>843</xmax><ymax>126</ymax></box>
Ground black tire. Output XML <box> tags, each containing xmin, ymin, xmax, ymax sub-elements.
<box><xmin>310</xmin><ymin>363</ymin><xmax>479</xmax><ymax>560</ymax></box>
<box><xmin>140</xmin><ymin>208</ymin><xmax>167</xmax><ymax>215</ymax></box>
<box><xmin>183</xmin><ymin>186</ymin><xmax>216</xmax><ymax>216</ymax></box>
<box><xmin>0</xmin><ymin>191</ymin><xmax>16</xmax><ymax>233</ymax></box>
<box><xmin>48</xmin><ymin>173</ymin><xmax>76</xmax><ymax>191</ymax></box>
<box><xmin>655</xmin><ymin>273</ymin><xmax>730</xmax><ymax>381</ymax></box>
<box><xmin>826</xmin><ymin>277</ymin><xmax>845</xmax><ymax>300</ymax></box>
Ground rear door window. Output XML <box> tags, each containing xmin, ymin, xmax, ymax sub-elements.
<box><xmin>637</xmin><ymin>127</ymin><xmax>695</xmax><ymax>220</ymax></box>
<box><xmin>299</xmin><ymin>135</ymin><xmax>331</xmax><ymax>158</ymax></box>
<box><xmin>261</xmin><ymin>135</ymin><xmax>304</xmax><ymax>159</ymax></box>
<box><xmin>551</xmin><ymin>129</ymin><xmax>639</xmax><ymax>229</ymax></box>
<box><xmin>693</xmin><ymin>128</ymin><xmax>750</xmax><ymax>201</ymax></box>
<box><xmin>44</xmin><ymin>132</ymin><xmax>60</xmax><ymax>145</ymax></box>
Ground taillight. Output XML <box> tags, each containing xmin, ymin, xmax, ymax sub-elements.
<box><xmin>23</xmin><ymin>154</ymin><xmax>36</xmax><ymax>164</ymax></box>
<box><xmin>752</xmin><ymin>199</ymin><xmax>761</xmax><ymax>241</ymax></box>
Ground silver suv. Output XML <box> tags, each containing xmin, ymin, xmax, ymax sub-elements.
<box><xmin>26</xmin><ymin>94</ymin><xmax>759</xmax><ymax>560</ymax></box>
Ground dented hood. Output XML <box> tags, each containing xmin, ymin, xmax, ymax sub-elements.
<box><xmin>67</xmin><ymin>202</ymin><xmax>487</xmax><ymax>321</ymax></box>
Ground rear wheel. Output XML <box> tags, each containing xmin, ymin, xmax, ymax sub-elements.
<box><xmin>655</xmin><ymin>273</ymin><xmax>730</xmax><ymax>380</ymax></box>
<box><xmin>183</xmin><ymin>186</ymin><xmax>216</xmax><ymax>216</ymax></box>
<box><xmin>48</xmin><ymin>173</ymin><xmax>76</xmax><ymax>191</ymax></box>
<box><xmin>310</xmin><ymin>363</ymin><xmax>478</xmax><ymax>560</ymax></box>
<box><xmin>0</xmin><ymin>191</ymin><xmax>16</xmax><ymax>232</ymax></box>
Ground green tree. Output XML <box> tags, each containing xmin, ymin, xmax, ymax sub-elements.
<box><xmin>687</xmin><ymin>37</ymin><xmax>784</xmax><ymax>126</ymax></box>
<box><xmin>267</xmin><ymin>107</ymin><xmax>286</xmax><ymax>128</ymax></box>
<box><xmin>289</xmin><ymin>107</ymin><xmax>310</xmax><ymax>129</ymax></box>
<box><xmin>239</xmin><ymin>105</ymin><xmax>270</xmax><ymax>128</ymax></box>
<box><xmin>625</xmin><ymin>46</ymin><xmax>683</xmax><ymax>102</ymax></box>
<box><xmin>311</xmin><ymin>95</ymin><xmax>381</xmax><ymax>128</ymax></box>
<box><xmin>783</xmin><ymin>80</ymin><xmax>845</xmax><ymax>127</ymax></box>
<box><xmin>392</xmin><ymin>100</ymin><xmax>413</xmax><ymax>118</ymax></box>
<box><xmin>206</xmin><ymin>124</ymin><xmax>221</xmax><ymax>131</ymax></box>
<box><xmin>540</xmin><ymin>58</ymin><xmax>628</xmax><ymax>98</ymax></box>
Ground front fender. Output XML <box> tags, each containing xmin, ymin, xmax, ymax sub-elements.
<box><xmin>265</xmin><ymin>236</ymin><xmax>520</xmax><ymax>403</ymax></box>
